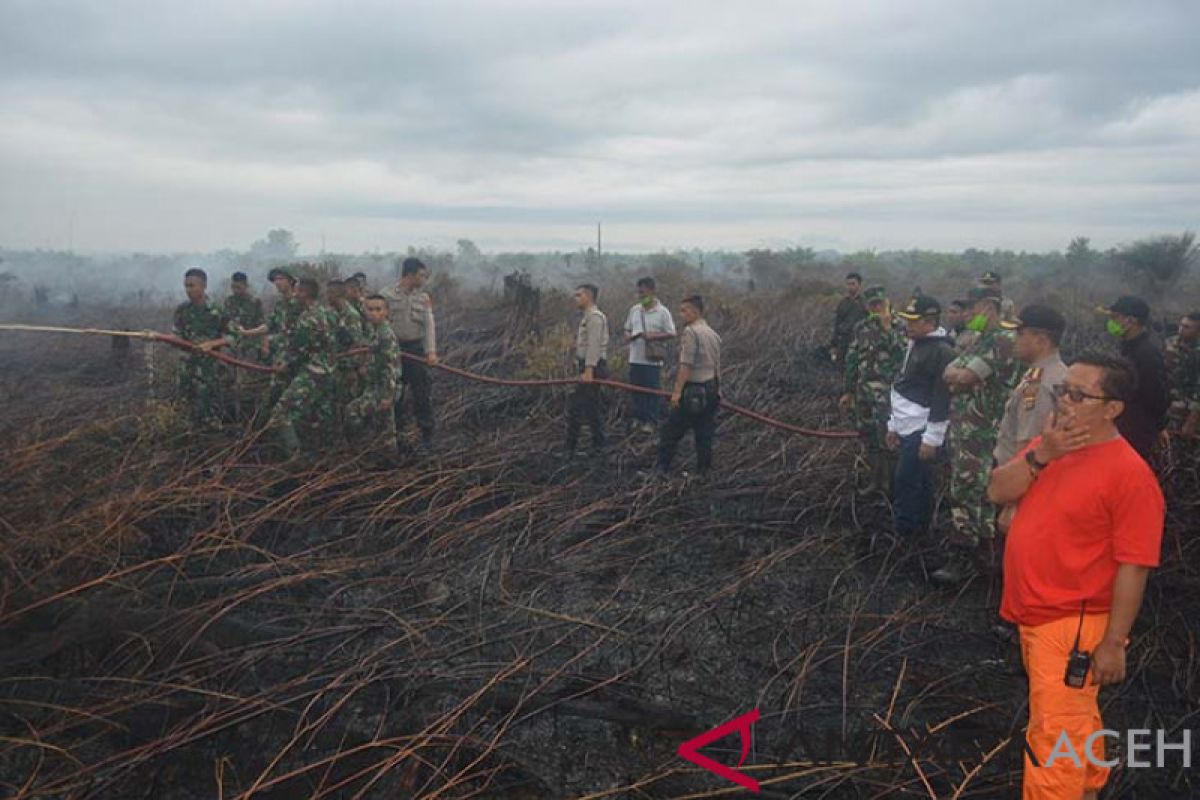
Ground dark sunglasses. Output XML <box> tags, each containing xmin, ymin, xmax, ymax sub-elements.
<box><xmin>1052</xmin><ymin>383</ymin><xmax>1111</xmax><ymax>403</ymax></box>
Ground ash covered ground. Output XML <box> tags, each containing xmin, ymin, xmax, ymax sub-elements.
<box><xmin>1</xmin><ymin>287</ymin><xmax>1197</xmax><ymax>799</ymax></box>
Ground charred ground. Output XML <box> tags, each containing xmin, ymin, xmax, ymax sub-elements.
<box><xmin>1</xmin><ymin>286</ymin><xmax>1197</xmax><ymax>799</ymax></box>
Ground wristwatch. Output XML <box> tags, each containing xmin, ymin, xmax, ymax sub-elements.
<box><xmin>1025</xmin><ymin>449</ymin><xmax>1049</xmax><ymax>475</ymax></box>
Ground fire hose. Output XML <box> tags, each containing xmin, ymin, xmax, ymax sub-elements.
<box><xmin>0</xmin><ymin>323</ymin><xmax>859</xmax><ymax>440</ymax></box>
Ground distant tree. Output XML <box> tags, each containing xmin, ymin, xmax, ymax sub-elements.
<box><xmin>249</xmin><ymin>229</ymin><xmax>299</xmax><ymax>263</ymax></box>
<box><xmin>1116</xmin><ymin>232</ymin><xmax>1197</xmax><ymax>307</ymax></box>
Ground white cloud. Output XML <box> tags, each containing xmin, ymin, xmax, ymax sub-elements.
<box><xmin>0</xmin><ymin>0</ymin><xmax>1197</xmax><ymax>253</ymax></box>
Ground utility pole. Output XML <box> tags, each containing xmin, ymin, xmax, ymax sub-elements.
<box><xmin>597</xmin><ymin>222</ymin><xmax>602</xmax><ymax>270</ymax></box>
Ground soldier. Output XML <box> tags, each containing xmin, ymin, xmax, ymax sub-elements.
<box><xmin>829</xmin><ymin>272</ymin><xmax>867</xmax><ymax>365</ymax></box>
<box><xmin>932</xmin><ymin>286</ymin><xmax>1019</xmax><ymax>586</ymax></box>
<box><xmin>839</xmin><ymin>285</ymin><xmax>906</xmax><ymax>495</ymax></box>
<box><xmin>234</xmin><ymin>267</ymin><xmax>304</xmax><ymax>413</ymax></box>
<box><xmin>327</xmin><ymin>279</ymin><xmax>367</xmax><ymax>416</ymax></box>
<box><xmin>222</xmin><ymin>271</ymin><xmax>267</xmax><ymax>419</ymax></box>
<box><xmin>978</xmin><ymin>271</ymin><xmax>1016</xmax><ymax>322</ymax></box>
<box><xmin>383</xmin><ymin>257</ymin><xmax>438</xmax><ymax>453</ymax></box>
<box><xmin>1164</xmin><ymin>311</ymin><xmax>1200</xmax><ymax>438</ymax></box>
<box><xmin>268</xmin><ymin>278</ymin><xmax>336</xmax><ymax>457</ymax></box>
<box><xmin>222</xmin><ymin>272</ymin><xmax>265</xmax><ymax>348</ymax></box>
<box><xmin>565</xmin><ymin>283</ymin><xmax>609</xmax><ymax>455</ymax></box>
<box><xmin>344</xmin><ymin>275</ymin><xmax>371</xmax><ymax>336</ymax></box>
<box><xmin>173</xmin><ymin>268</ymin><xmax>230</xmax><ymax>429</ymax></box>
<box><xmin>655</xmin><ymin>295</ymin><xmax>721</xmax><ymax>475</ymax></box>
<box><xmin>345</xmin><ymin>294</ymin><xmax>401</xmax><ymax>451</ymax></box>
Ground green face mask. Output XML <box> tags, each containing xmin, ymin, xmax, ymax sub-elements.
<box><xmin>965</xmin><ymin>313</ymin><xmax>989</xmax><ymax>332</ymax></box>
<box><xmin>1106</xmin><ymin>318</ymin><xmax>1125</xmax><ymax>337</ymax></box>
<box><xmin>640</xmin><ymin>296</ymin><xmax>654</xmax><ymax>309</ymax></box>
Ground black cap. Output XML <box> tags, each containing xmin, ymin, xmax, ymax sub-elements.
<box><xmin>896</xmin><ymin>295</ymin><xmax>941</xmax><ymax>320</ymax></box>
<box><xmin>1103</xmin><ymin>295</ymin><xmax>1150</xmax><ymax>322</ymax></box>
<box><xmin>979</xmin><ymin>271</ymin><xmax>1002</xmax><ymax>285</ymax></box>
<box><xmin>1008</xmin><ymin>304</ymin><xmax>1066</xmax><ymax>334</ymax></box>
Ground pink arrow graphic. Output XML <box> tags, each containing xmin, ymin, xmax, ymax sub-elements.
<box><xmin>677</xmin><ymin>708</ymin><xmax>761</xmax><ymax>793</ymax></box>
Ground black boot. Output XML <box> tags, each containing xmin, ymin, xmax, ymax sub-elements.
<box><xmin>931</xmin><ymin>546</ymin><xmax>979</xmax><ymax>587</ymax></box>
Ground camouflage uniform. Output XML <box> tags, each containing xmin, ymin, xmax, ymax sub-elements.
<box><xmin>268</xmin><ymin>303</ymin><xmax>337</xmax><ymax>451</ymax></box>
<box><xmin>330</xmin><ymin>301</ymin><xmax>367</xmax><ymax>408</ymax></box>
<box><xmin>173</xmin><ymin>299</ymin><xmax>228</xmax><ymax>427</ymax></box>
<box><xmin>844</xmin><ymin>315</ymin><xmax>906</xmax><ymax>450</ymax></box>
<box><xmin>345</xmin><ymin>322</ymin><xmax>401</xmax><ymax>446</ymax></box>
<box><xmin>1164</xmin><ymin>334</ymin><xmax>1200</xmax><ymax>431</ymax></box>
<box><xmin>222</xmin><ymin>293</ymin><xmax>267</xmax><ymax>418</ymax></box>
<box><xmin>264</xmin><ymin>295</ymin><xmax>305</xmax><ymax>410</ymax></box>
<box><xmin>947</xmin><ymin>326</ymin><xmax>1019</xmax><ymax>547</ymax></box>
<box><xmin>224</xmin><ymin>294</ymin><xmax>265</xmax><ymax>334</ymax></box>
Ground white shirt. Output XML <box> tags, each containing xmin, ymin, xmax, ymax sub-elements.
<box><xmin>624</xmin><ymin>301</ymin><xmax>676</xmax><ymax>365</ymax></box>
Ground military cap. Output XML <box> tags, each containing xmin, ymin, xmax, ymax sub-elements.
<box><xmin>862</xmin><ymin>285</ymin><xmax>888</xmax><ymax>304</ymax></box>
<box><xmin>979</xmin><ymin>271</ymin><xmax>1002</xmax><ymax>285</ymax></box>
<box><xmin>896</xmin><ymin>295</ymin><xmax>941</xmax><ymax>320</ymax></box>
<box><xmin>967</xmin><ymin>285</ymin><xmax>1003</xmax><ymax>305</ymax></box>
<box><xmin>1005</xmin><ymin>304</ymin><xmax>1066</xmax><ymax>333</ymax></box>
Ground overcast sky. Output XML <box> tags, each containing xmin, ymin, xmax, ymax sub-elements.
<box><xmin>1</xmin><ymin>0</ymin><xmax>1198</xmax><ymax>255</ymax></box>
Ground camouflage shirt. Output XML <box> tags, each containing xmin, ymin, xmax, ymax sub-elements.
<box><xmin>173</xmin><ymin>299</ymin><xmax>227</xmax><ymax>343</ymax></box>
<box><xmin>223</xmin><ymin>293</ymin><xmax>265</xmax><ymax>330</ymax></box>
<box><xmin>266</xmin><ymin>295</ymin><xmax>305</xmax><ymax>362</ymax></box>
<box><xmin>1165</xmin><ymin>334</ymin><xmax>1200</xmax><ymax>413</ymax></box>
<box><xmin>281</xmin><ymin>303</ymin><xmax>336</xmax><ymax>375</ymax></box>
<box><xmin>363</xmin><ymin>322</ymin><xmax>400</xmax><ymax>396</ymax></box>
<box><xmin>331</xmin><ymin>302</ymin><xmax>367</xmax><ymax>352</ymax></box>
<box><xmin>844</xmin><ymin>316</ymin><xmax>906</xmax><ymax>395</ymax></box>
<box><xmin>948</xmin><ymin>326</ymin><xmax>1019</xmax><ymax>428</ymax></box>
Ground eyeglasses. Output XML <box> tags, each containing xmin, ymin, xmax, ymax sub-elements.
<box><xmin>1052</xmin><ymin>383</ymin><xmax>1111</xmax><ymax>403</ymax></box>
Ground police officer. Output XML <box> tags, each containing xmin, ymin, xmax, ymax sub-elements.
<box><xmin>565</xmin><ymin>283</ymin><xmax>609</xmax><ymax>455</ymax></box>
<box><xmin>383</xmin><ymin>257</ymin><xmax>438</xmax><ymax>453</ymax></box>
<box><xmin>656</xmin><ymin>295</ymin><xmax>721</xmax><ymax>475</ymax></box>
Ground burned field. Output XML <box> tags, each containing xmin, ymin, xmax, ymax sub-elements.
<box><xmin>1</xmin><ymin>289</ymin><xmax>1198</xmax><ymax>799</ymax></box>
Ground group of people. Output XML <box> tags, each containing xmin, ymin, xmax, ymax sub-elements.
<box><xmin>836</xmin><ymin>269</ymin><xmax>1198</xmax><ymax>799</ymax></box>
<box><xmin>173</xmin><ymin>258</ymin><xmax>438</xmax><ymax>458</ymax></box>
<box><xmin>172</xmin><ymin>265</ymin><xmax>724</xmax><ymax>474</ymax></box>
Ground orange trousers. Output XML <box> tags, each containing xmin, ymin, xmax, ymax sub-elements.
<box><xmin>1018</xmin><ymin>613</ymin><xmax>1111</xmax><ymax>799</ymax></box>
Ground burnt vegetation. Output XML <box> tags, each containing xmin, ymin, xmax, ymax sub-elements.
<box><xmin>1</xmin><ymin>250</ymin><xmax>1199</xmax><ymax>799</ymax></box>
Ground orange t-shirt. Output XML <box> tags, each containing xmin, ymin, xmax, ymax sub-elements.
<box><xmin>1000</xmin><ymin>435</ymin><xmax>1164</xmax><ymax>627</ymax></box>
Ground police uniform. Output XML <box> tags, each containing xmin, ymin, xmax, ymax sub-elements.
<box><xmin>993</xmin><ymin>355</ymin><xmax>1068</xmax><ymax>465</ymax></box>
<box><xmin>656</xmin><ymin>317</ymin><xmax>722</xmax><ymax>473</ymax></box>
<box><xmin>382</xmin><ymin>283</ymin><xmax>437</xmax><ymax>447</ymax></box>
<box><xmin>566</xmin><ymin>304</ymin><xmax>609</xmax><ymax>452</ymax></box>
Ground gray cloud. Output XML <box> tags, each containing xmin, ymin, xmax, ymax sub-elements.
<box><xmin>1</xmin><ymin>0</ymin><xmax>1198</xmax><ymax>254</ymax></box>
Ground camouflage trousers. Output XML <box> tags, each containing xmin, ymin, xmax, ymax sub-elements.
<box><xmin>853</xmin><ymin>384</ymin><xmax>891</xmax><ymax>451</ymax></box>
<box><xmin>268</xmin><ymin>370</ymin><xmax>336</xmax><ymax>446</ymax></box>
<box><xmin>345</xmin><ymin>385</ymin><xmax>397</xmax><ymax>446</ymax></box>
<box><xmin>948</xmin><ymin>423</ymin><xmax>999</xmax><ymax>547</ymax></box>
<box><xmin>177</xmin><ymin>354</ymin><xmax>224</xmax><ymax>428</ymax></box>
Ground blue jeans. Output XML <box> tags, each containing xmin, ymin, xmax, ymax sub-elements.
<box><xmin>893</xmin><ymin>431</ymin><xmax>933</xmax><ymax>534</ymax></box>
<box><xmin>628</xmin><ymin>363</ymin><xmax>664</xmax><ymax>423</ymax></box>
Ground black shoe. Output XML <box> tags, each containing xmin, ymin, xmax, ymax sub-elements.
<box><xmin>930</xmin><ymin>549</ymin><xmax>979</xmax><ymax>587</ymax></box>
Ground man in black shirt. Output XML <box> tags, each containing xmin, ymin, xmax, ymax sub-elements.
<box><xmin>830</xmin><ymin>272</ymin><xmax>867</xmax><ymax>365</ymax></box>
<box><xmin>1101</xmin><ymin>295</ymin><xmax>1169</xmax><ymax>464</ymax></box>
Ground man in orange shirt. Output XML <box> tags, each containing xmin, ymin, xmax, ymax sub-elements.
<box><xmin>988</xmin><ymin>352</ymin><xmax>1164</xmax><ymax>800</ymax></box>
